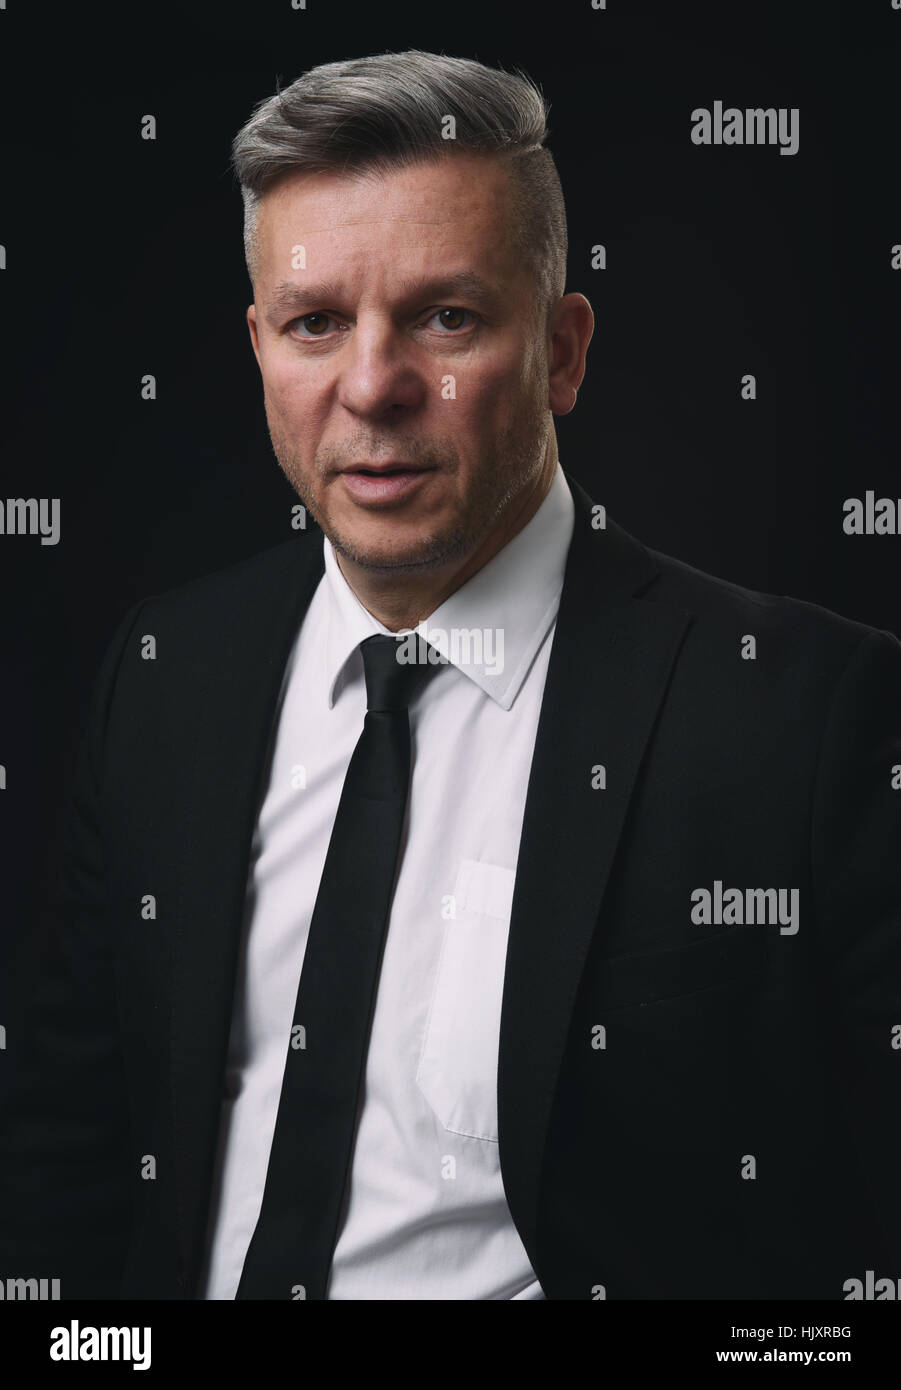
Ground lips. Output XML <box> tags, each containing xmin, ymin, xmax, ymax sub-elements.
<box><xmin>337</xmin><ymin>466</ymin><xmax>437</xmax><ymax>505</ymax></box>
<box><xmin>340</xmin><ymin>463</ymin><xmax>433</xmax><ymax>475</ymax></box>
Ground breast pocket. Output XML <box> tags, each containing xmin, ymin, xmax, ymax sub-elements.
<box><xmin>416</xmin><ymin>859</ymin><xmax>517</xmax><ymax>1143</ymax></box>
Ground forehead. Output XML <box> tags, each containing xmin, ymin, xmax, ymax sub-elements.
<box><xmin>253</xmin><ymin>153</ymin><xmax>522</xmax><ymax>287</ymax></box>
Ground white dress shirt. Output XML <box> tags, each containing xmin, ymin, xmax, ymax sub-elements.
<box><xmin>199</xmin><ymin>463</ymin><xmax>575</xmax><ymax>1299</ymax></box>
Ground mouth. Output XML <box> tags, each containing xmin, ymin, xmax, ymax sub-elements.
<box><xmin>336</xmin><ymin>463</ymin><xmax>437</xmax><ymax>505</ymax></box>
<box><xmin>338</xmin><ymin>463</ymin><xmax>434</xmax><ymax>476</ymax></box>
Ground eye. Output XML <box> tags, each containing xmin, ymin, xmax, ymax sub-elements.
<box><xmin>427</xmin><ymin>307</ymin><xmax>474</xmax><ymax>331</ymax></box>
<box><xmin>286</xmin><ymin>306</ymin><xmax>476</xmax><ymax>339</ymax></box>
<box><xmin>289</xmin><ymin>312</ymin><xmax>335</xmax><ymax>337</ymax></box>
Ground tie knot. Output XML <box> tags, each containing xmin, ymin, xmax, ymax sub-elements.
<box><xmin>359</xmin><ymin>632</ymin><xmax>441</xmax><ymax>712</ymax></box>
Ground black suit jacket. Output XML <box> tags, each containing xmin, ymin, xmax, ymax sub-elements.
<box><xmin>2</xmin><ymin>472</ymin><xmax>900</xmax><ymax>1300</ymax></box>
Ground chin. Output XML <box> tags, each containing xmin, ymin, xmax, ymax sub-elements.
<box><xmin>333</xmin><ymin>527</ymin><xmax>456</xmax><ymax>573</ymax></box>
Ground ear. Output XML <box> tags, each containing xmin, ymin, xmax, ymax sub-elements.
<box><xmin>247</xmin><ymin>303</ymin><xmax>262</xmax><ymax>370</ymax></box>
<box><xmin>546</xmin><ymin>293</ymin><xmax>595</xmax><ymax>415</ymax></box>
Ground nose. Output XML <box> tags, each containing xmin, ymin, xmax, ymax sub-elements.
<box><xmin>336</xmin><ymin>316</ymin><xmax>426</xmax><ymax>420</ymax></box>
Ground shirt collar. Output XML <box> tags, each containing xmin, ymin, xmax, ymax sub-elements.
<box><xmin>324</xmin><ymin>462</ymin><xmax>575</xmax><ymax>711</ymax></box>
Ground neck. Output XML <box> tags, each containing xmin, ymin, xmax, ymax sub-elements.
<box><xmin>336</xmin><ymin>439</ymin><xmax>559</xmax><ymax>632</ymax></box>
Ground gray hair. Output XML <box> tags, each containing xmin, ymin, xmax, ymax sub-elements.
<box><xmin>231</xmin><ymin>49</ymin><xmax>568</xmax><ymax>322</ymax></box>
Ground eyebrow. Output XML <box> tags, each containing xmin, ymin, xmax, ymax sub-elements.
<box><xmin>263</xmin><ymin>271</ymin><xmax>503</xmax><ymax>326</ymax></box>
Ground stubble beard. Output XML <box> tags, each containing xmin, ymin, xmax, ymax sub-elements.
<box><xmin>264</xmin><ymin>384</ymin><xmax>551</xmax><ymax>575</ymax></box>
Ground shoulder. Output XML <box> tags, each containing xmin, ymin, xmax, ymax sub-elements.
<box><xmin>606</xmin><ymin>535</ymin><xmax>901</xmax><ymax>745</ymax></box>
<box><xmin>641</xmin><ymin>538</ymin><xmax>898</xmax><ymax>669</ymax></box>
<box><xmin>136</xmin><ymin>527</ymin><xmax>324</xmax><ymax>624</ymax></box>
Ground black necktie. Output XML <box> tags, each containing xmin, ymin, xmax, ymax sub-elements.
<box><xmin>235</xmin><ymin>631</ymin><xmax>440</xmax><ymax>1299</ymax></box>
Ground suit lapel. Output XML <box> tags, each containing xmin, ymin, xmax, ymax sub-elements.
<box><xmin>169</xmin><ymin>530</ymin><xmax>326</xmax><ymax>1289</ymax></box>
<box><xmin>497</xmin><ymin>474</ymin><xmax>693</xmax><ymax>1274</ymax></box>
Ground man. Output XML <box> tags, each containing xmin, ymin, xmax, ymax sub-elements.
<box><xmin>1</xmin><ymin>49</ymin><xmax>899</xmax><ymax>1301</ymax></box>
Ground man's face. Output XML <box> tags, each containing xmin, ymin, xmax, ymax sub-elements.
<box><xmin>247</xmin><ymin>153</ymin><xmax>555</xmax><ymax>573</ymax></box>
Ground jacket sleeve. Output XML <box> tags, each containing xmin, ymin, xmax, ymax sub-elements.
<box><xmin>0</xmin><ymin>599</ymin><xmax>146</xmax><ymax>1299</ymax></box>
<box><xmin>812</xmin><ymin>627</ymin><xmax>901</xmax><ymax>1273</ymax></box>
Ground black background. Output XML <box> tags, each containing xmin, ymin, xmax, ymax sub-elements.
<box><xmin>1</xmin><ymin>0</ymin><xmax>899</xmax><ymax>1007</ymax></box>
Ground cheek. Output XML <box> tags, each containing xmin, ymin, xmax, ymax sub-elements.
<box><xmin>262</xmin><ymin>358</ymin><xmax>315</xmax><ymax>418</ymax></box>
<box><xmin>458</xmin><ymin>355</ymin><xmax>528</xmax><ymax>429</ymax></box>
